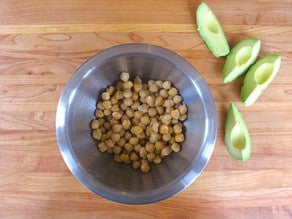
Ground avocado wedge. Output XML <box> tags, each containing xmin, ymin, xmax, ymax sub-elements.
<box><xmin>225</xmin><ymin>103</ymin><xmax>251</xmax><ymax>161</ymax></box>
<box><xmin>196</xmin><ymin>2</ymin><xmax>230</xmax><ymax>57</ymax></box>
<box><xmin>240</xmin><ymin>54</ymin><xmax>281</xmax><ymax>106</ymax></box>
<box><xmin>222</xmin><ymin>38</ymin><xmax>261</xmax><ymax>83</ymax></box>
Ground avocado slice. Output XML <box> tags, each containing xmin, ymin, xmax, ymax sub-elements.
<box><xmin>225</xmin><ymin>103</ymin><xmax>251</xmax><ymax>161</ymax></box>
<box><xmin>222</xmin><ymin>38</ymin><xmax>261</xmax><ymax>83</ymax></box>
<box><xmin>240</xmin><ymin>54</ymin><xmax>281</xmax><ymax>106</ymax></box>
<box><xmin>196</xmin><ymin>2</ymin><xmax>230</xmax><ymax>57</ymax></box>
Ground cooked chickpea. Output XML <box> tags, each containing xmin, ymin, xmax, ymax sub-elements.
<box><xmin>175</xmin><ymin>133</ymin><xmax>185</xmax><ymax>142</ymax></box>
<box><xmin>171</xmin><ymin>142</ymin><xmax>181</xmax><ymax>152</ymax></box>
<box><xmin>123</xmin><ymin>81</ymin><xmax>133</xmax><ymax>90</ymax></box>
<box><xmin>149</xmin><ymin>83</ymin><xmax>159</xmax><ymax>92</ymax></box>
<box><xmin>168</xmin><ymin>87</ymin><xmax>178</xmax><ymax>96</ymax></box>
<box><xmin>124</xmin><ymin>143</ymin><xmax>133</xmax><ymax>152</ymax></box>
<box><xmin>120</xmin><ymin>72</ymin><xmax>130</xmax><ymax>81</ymax></box>
<box><xmin>171</xmin><ymin>109</ymin><xmax>180</xmax><ymax>120</ymax></box>
<box><xmin>120</xmin><ymin>153</ymin><xmax>130</xmax><ymax>163</ymax></box>
<box><xmin>173</xmin><ymin>123</ymin><xmax>183</xmax><ymax>134</ymax></box>
<box><xmin>112</xmin><ymin>111</ymin><xmax>122</xmax><ymax>120</ymax></box>
<box><xmin>159</xmin><ymin>89</ymin><xmax>168</xmax><ymax>98</ymax></box>
<box><xmin>101</xmin><ymin>92</ymin><xmax>110</xmax><ymax>100</ymax></box>
<box><xmin>140</xmin><ymin>162</ymin><xmax>150</xmax><ymax>173</ymax></box>
<box><xmin>131</xmin><ymin>126</ymin><xmax>143</xmax><ymax>135</ymax></box>
<box><xmin>173</xmin><ymin>95</ymin><xmax>182</xmax><ymax>104</ymax></box>
<box><xmin>92</xmin><ymin>129</ymin><xmax>102</xmax><ymax>140</ymax></box>
<box><xmin>145</xmin><ymin>142</ymin><xmax>155</xmax><ymax>153</ymax></box>
<box><xmin>159</xmin><ymin>124</ymin><xmax>169</xmax><ymax>135</ymax></box>
<box><xmin>162</xmin><ymin>81</ymin><xmax>171</xmax><ymax>90</ymax></box>
<box><xmin>91</xmin><ymin>120</ymin><xmax>100</xmax><ymax>129</ymax></box>
<box><xmin>113</xmin><ymin>146</ymin><xmax>122</xmax><ymax>154</ymax></box>
<box><xmin>129</xmin><ymin>137</ymin><xmax>139</xmax><ymax>145</ymax></box>
<box><xmin>139</xmin><ymin>147</ymin><xmax>147</xmax><ymax>159</ymax></box>
<box><xmin>141</xmin><ymin>115</ymin><xmax>150</xmax><ymax>125</ymax></box>
<box><xmin>147</xmin><ymin>152</ymin><xmax>155</xmax><ymax>162</ymax></box>
<box><xmin>132</xmin><ymin>160</ymin><xmax>141</xmax><ymax>169</ymax></box>
<box><xmin>153</xmin><ymin>155</ymin><xmax>162</xmax><ymax>164</ymax></box>
<box><xmin>111</xmin><ymin>133</ymin><xmax>120</xmax><ymax>142</ymax></box>
<box><xmin>178</xmin><ymin>104</ymin><xmax>188</xmax><ymax>114</ymax></box>
<box><xmin>103</xmin><ymin>109</ymin><xmax>112</xmax><ymax>116</ymax></box>
<box><xmin>98</xmin><ymin>142</ymin><xmax>107</xmax><ymax>152</ymax></box>
<box><xmin>148</xmin><ymin>108</ymin><xmax>157</xmax><ymax>117</ymax></box>
<box><xmin>161</xmin><ymin>146</ymin><xmax>172</xmax><ymax>157</ymax></box>
<box><xmin>122</xmin><ymin>119</ymin><xmax>131</xmax><ymax>130</ymax></box>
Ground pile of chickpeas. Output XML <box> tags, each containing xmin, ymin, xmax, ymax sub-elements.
<box><xmin>91</xmin><ymin>72</ymin><xmax>188</xmax><ymax>173</ymax></box>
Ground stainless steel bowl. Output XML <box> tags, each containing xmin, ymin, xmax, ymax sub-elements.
<box><xmin>56</xmin><ymin>43</ymin><xmax>217</xmax><ymax>204</ymax></box>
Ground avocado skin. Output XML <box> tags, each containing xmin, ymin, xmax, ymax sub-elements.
<box><xmin>196</xmin><ymin>2</ymin><xmax>230</xmax><ymax>57</ymax></box>
<box><xmin>225</xmin><ymin>103</ymin><xmax>251</xmax><ymax>161</ymax></box>
<box><xmin>222</xmin><ymin>38</ymin><xmax>261</xmax><ymax>83</ymax></box>
<box><xmin>240</xmin><ymin>54</ymin><xmax>281</xmax><ymax>106</ymax></box>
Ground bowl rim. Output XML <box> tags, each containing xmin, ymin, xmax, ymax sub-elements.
<box><xmin>56</xmin><ymin>43</ymin><xmax>218</xmax><ymax>204</ymax></box>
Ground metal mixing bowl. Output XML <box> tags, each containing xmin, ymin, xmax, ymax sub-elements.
<box><xmin>56</xmin><ymin>43</ymin><xmax>217</xmax><ymax>204</ymax></box>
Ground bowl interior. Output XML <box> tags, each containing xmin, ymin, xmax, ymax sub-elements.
<box><xmin>56</xmin><ymin>44</ymin><xmax>217</xmax><ymax>204</ymax></box>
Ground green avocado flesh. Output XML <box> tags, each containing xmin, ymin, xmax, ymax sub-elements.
<box><xmin>222</xmin><ymin>38</ymin><xmax>261</xmax><ymax>83</ymax></box>
<box><xmin>196</xmin><ymin>2</ymin><xmax>230</xmax><ymax>57</ymax></box>
<box><xmin>240</xmin><ymin>54</ymin><xmax>281</xmax><ymax>106</ymax></box>
<box><xmin>225</xmin><ymin>103</ymin><xmax>251</xmax><ymax>161</ymax></box>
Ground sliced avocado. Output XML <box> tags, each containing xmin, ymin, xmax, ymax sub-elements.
<box><xmin>225</xmin><ymin>103</ymin><xmax>251</xmax><ymax>161</ymax></box>
<box><xmin>240</xmin><ymin>54</ymin><xmax>281</xmax><ymax>106</ymax></box>
<box><xmin>222</xmin><ymin>38</ymin><xmax>261</xmax><ymax>83</ymax></box>
<box><xmin>196</xmin><ymin>2</ymin><xmax>230</xmax><ymax>57</ymax></box>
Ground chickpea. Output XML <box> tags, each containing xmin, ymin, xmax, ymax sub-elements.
<box><xmin>150</xmin><ymin>133</ymin><xmax>161</xmax><ymax>143</ymax></box>
<box><xmin>124</xmin><ymin>143</ymin><xmax>133</xmax><ymax>152</ymax></box>
<box><xmin>162</xmin><ymin>133</ymin><xmax>171</xmax><ymax>142</ymax></box>
<box><xmin>97</xmin><ymin>142</ymin><xmax>107</xmax><ymax>152</ymax></box>
<box><xmin>97</xmin><ymin>102</ymin><xmax>104</xmax><ymax>110</ymax></box>
<box><xmin>103</xmin><ymin>109</ymin><xmax>112</xmax><ymax>116</ymax></box>
<box><xmin>147</xmin><ymin>152</ymin><xmax>155</xmax><ymax>162</ymax></box>
<box><xmin>120</xmin><ymin>72</ymin><xmax>130</xmax><ymax>81</ymax></box>
<box><xmin>139</xmin><ymin>147</ymin><xmax>147</xmax><ymax>159</ymax></box>
<box><xmin>131</xmin><ymin>126</ymin><xmax>143</xmax><ymax>135</ymax></box>
<box><xmin>129</xmin><ymin>137</ymin><xmax>139</xmax><ymax>145</ymax></box>
<box><xmin>103</xmin><ymin>100</ymin><xmax>112</xmax><ymax>109</ymax></box>
<box><xmin>122</xmin><ymin>119</ymin><xmax>131</xmax><ymax>130</ymax></box>
<box><xmin>124</xmin><ymin>131</ymin><xmax>132</xmax><ymax>140</ymax></box>
<box><xmin>145</xmin><ymin>142</ymin><xmax>155</xmax><ymax>153</ymax></box>
<box><xmin>117</xmin><ymin>138</ymin><xmax>126</xmax><ymax>147</ymax></box>
<box><xmin>173</xmin><ymin>95</ymin><xmax>182</xmax><ymax>104</ymax></box>
<box><xmin>168</xmin><ymin>87</ymin><xmax>178</xmax><ymax>96</ymax></box>
<box><xmin>130</xmin><ymin>152</ymin><xmax>139</xmax><ymax>161</ymax></box>
<box><xmin>132</xmin><ymin>160</ymin><xmax>141</xmax><ymax>169</ymax></box>
<box><xmin>171</xmin><ymin>109</ymin><xmax>180</xmax><ymax>120</ymax></box>
<box><xmin>178</xmin><ymin>104</ymin><xmax>188</xmax><ymax>114</ymax></box>
<box><xmin>140</xmin><ymin>162</ymin><xmax>150</xmax><ymax>173</ymax></box>
<box><xmin>159</xmin><ymin>124</ymin><xmax>169</xmax><ymax>135</ymax></box>
<box><xmin>138</xmin><ymin>104</ymin><xmax>149</xmax><ymax>113</ymax></box>
<box><xmin>156</xmin><ymin>106</ymin><xmax>164</xmax><ymax>115</ymax></box>
<box><xmin>171</xmin><ymin>142</ymin><xmax>181</xmax><ymax>152</ymax></box>
<box><xmin>175</xmin><ymin>133</ymin><xmax>185</xmax><ymax>142</ymax></box>
<box><xmin>141</xmin><ymin>115</ymin><xmax>150</xmax><ymax>125</ymax></box>
<box><xmin>123</xmin><ymin>98</ymin><xmax>133</xmax><ymax>106</ymax></box>
<box><xmin>92</xmin><ymin>129</ymin><xmax>102</xmax><ymax>140</ymax></box>
<box><xmin>113</xmin><ymin>146</ymin><xmax>122</xmax><ymax>154</ymax></box>
<box><xmin>159</xmin><ymin>89</ymin><xmax>168</xmax><ymax>98</ymax></box>
<box><xmin>95</xmin><ymin>109</ymin><xmax>104</xmax><ymax>118</ymax></box>
<box><xmin>114</xmin><ymin>154</ymin><xmax>122</xmax><ymax>162</ymax></box>
<box><xmin>148</xmin><ymin>108</ymin><xmax>157</xmax><ymax>117</ymax></box>
<box><xmin>155</xmin><ymin>80</ymin><xmax>163</xmax><ymax>88</ymax></box>
<box><xmin>123</xmin><ymin>81</ymin><xmax>133</xmax><ymax>90</ymax></box>
<box><xmin>149</xmin><ymin>83</ymin><xmax>159</xmax><ymax>93</ymax></box>
<box><xmin>126</xmin><ymin>108</ymin><xmax>134</xmax><ymax>118</ymax></box>
<box><xmin>112</xmin><ymin>111</ymin><xmax>123</xmax><ymax>120</ymax></box>
<box><xmin>114</xmin><ymin>90</ymin><xmax>123</xmax><ymax>100</ymax></box>
<box><xmin>111</xmin><ymin>133</ymin><xmax>120</xmax><ymax>142</ymax></box>
<box><xmin>162</xmin><ymin>81</ymin><xmax>171</xmax><ymax>90</ymax></box>
<box><xmin>106</xmin><ymin>86</ymin><xmax>115</xmax><ymax>95</ymax></box>
<box><xmin>164</xmin><ymin>99</ymin><xmax>174</xmax><ymax>108</ymax></box>
<box><xmin>120</xmin><ymin>153</ymin><xmax>130</xmax><ymax>163</ymax></box>
<box><xmin>161</xmin><ymin>146</ymin><xmax>172</xmax><ymax>157</ymax></box>
<box><xmin>179</xmin><ymin>114</ymin><xmax>187</xmax><ymax>122</ymax></box>
<box><xmin>133</xmin><ymin>82</ymin><xmax>143</xmax><ymax>92</ymax></box>
<box><xmin>173</xmin><ymin>123</ymin><xmax>183</xmax><ymax>134</ymax></box>
<box><xmin>134</xmin><ymin>144</ymin><xmax>142</xmax><ymax>152</ymax></box>
<box><xmin>101</xmin><ymin>92</ymin><xmax>110</xmax><ymax>100</ymax></box>
<box><xmin>153</xmin><ymin>155</ymin><xmax>162</xmax><ymax>164</ymax></box>
<box><xmin>91</xmin><ymin>120</ymin><xmax>100</xmax><ymax>129</ymax></box>
<box><xmin>155</xmin><ymin>96</ymin><xmax>164</xmax><ymax>106</ymax></box>
<box><xmin>132</xmin><ymin>92</ymin><xmax>139</xmax><ymax>101</ymax></box>
<box><xmin>145</xmin><ymin>95</ymin><xmax>155</xmax><ymax>106</ymax></box>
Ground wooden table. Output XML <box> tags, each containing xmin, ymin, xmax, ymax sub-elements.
<box><xmin>0</xmin><ymin>0</ymin><xmax>291</xmax><ymax>218</ymax></box>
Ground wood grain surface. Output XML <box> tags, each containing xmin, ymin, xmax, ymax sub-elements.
<box><xmin>0</xmin><ymin>0</ymin><xmax>291</xmax><ymax>218</ymax></box>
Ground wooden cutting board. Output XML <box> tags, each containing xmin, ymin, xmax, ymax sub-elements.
<box><xmin>0</xmin><ymin>0</ymin><xmax>291</xmax><ymax>218</ymax></box>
